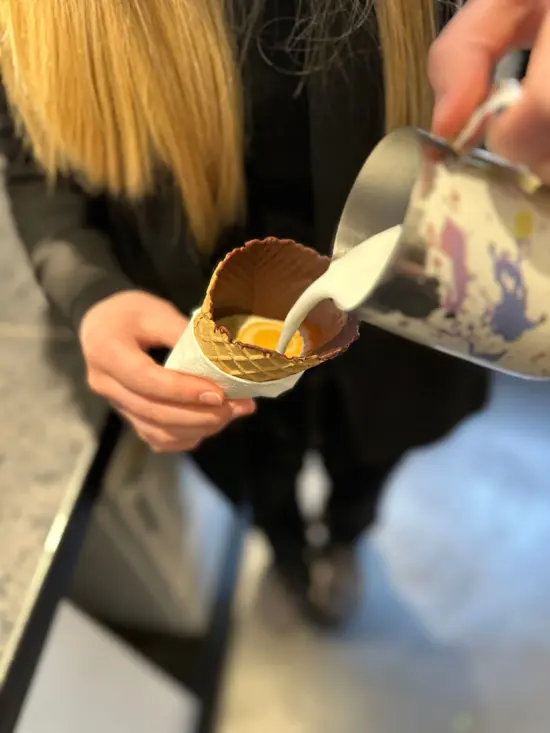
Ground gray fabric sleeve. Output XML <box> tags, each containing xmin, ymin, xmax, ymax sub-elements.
<box><xmin>0</xmin><ymin>85</ymin><xmax>134</xmax><ymax>329</ymax></box>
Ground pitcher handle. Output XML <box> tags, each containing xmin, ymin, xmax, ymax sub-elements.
<box><xmin>452</xmin><ymin>78</ymin><xmax>522</xmax><ymax>152</ymax></box>
<box><xmin>452</xmin><ymin>78</ymin><xmax>542</xmax><ymax>194</ymax></box>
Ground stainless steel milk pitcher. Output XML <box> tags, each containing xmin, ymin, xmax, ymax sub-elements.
<box><xmin>332</xmin><ymin>81</ymin><xmax>550</xmax><ymax>379</ymax></box>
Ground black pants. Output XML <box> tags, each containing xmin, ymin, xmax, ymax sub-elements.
<box><xmin>192</xmin><ymin>362</ymin><xmax>396</xmax><ymax>564</ymax></box>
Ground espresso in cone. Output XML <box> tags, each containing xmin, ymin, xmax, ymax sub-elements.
<box><xmin>193</xmin><ymin>238</ymin><xmax>360</xmax><ymax>383</ymax></box>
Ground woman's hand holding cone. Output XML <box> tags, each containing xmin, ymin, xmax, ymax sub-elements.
<box><xmin>79</xmin><ymin>291</ymin><xmax>256</xmax><ymax>453</ymax></box>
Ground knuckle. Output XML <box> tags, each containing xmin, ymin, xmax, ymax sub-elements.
<box><xmin>86</xmin><ymin>371</ymin><xmax>106</xmax><ymax>395</ymax></box>
<box><xmin>134</xmin><ymin>430</ymin><xmax>151</xmax><ymax>447</ymax></box>
<box><xmin>150</xmin><ymin>443</ymin><xmax>173</xmax><ymax>454</ymax></box>
<box><xmin>154</xmin><ymin>437</ymin><xmax>189</xmax><ymax>454</ymax></box>
<box><xmin>176</xmin><ymin>435</ymin><xmax>202</xmax><ymax>452</ymax></box>
<box><xmin>115</xmin><ymin>407</ymin><xmax>132</xmax><ymax>427</ymax></box>
<box><xmin>186</xmin><ymin>439</ymin><xmax>202</xmax><ymax>452</ymax></box>
<box><xmin>83</xmin><ymin>333</ymin><xmax>108</xmax><ymax>364</ymax></box>
<box><xmin>131</xmin><ymin>422</ymin><xmax>150</xmax><ymax>441</ymax></box>
<box><xmin>132</xmin><ymin>423</ymin><xmax>164</xmax><ymax>447</ymax></box>
<box><xmin>163</xmin><ymin>370</ymin><xmax>184</xmax><ymax>395</ymax></box>
<box><xmin>148</xmin><ymin>427</ymin><xmax>175</xmax><ymax>445</ymax></box>
<box><xmin>146</xmin><ymin>436</ymin><xmax>171</xmax><ymax>453</ymax></box>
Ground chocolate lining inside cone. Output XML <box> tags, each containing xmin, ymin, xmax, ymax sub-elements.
<box><xmin>193</xmin><ymin>238</ymin><xmax>359</xmax><ymax>382</ymax></box>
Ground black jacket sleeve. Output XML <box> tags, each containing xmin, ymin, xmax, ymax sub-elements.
<box><xmin>0</xmin><ymin>85</ymin><xmax>134</xmax><ymax>328</ymax></box>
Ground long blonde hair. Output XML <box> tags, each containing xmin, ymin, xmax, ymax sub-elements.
<box><xmin>0</xmin><ymin>0</ymin><xmax>440</xmax><ymax>252</ymax></box>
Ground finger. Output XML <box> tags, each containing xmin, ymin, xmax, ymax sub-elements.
<box><xmin>147</xmin><ymin>433</ymin><xmax>202</xmax><ymax>453</ymax></box>
<box><xmin>228</xmin><ymin>399</ymin><xmax>257</xmax><ymax>418</ymax></box>
<box><xmin>429</xmin><ymin>0</ymin><xmax>539</xmax><ymax>138</ymax></box>
<box><xmin>150</xmin><ymin>440</ymin><xmax>203</xmax><ymax>454</ymax></box>
<box><xmin>116</xmin><ymin>402</ymin><xmax>232</xmax><ymax>440</ymax></box>
<box><xmin>135</xmin><ymin>300</ymin><xmax>189</xmax><ymax>349</ymax></box>
<box><xmin>95</xmin><ymin>372</ymin><xmax>233</xmax><ymax>427</ymax></box>
<box><xmin>487</xmin><ymin>14</ymin><xmax>550</xmax><ymax>175</ymax></box>
<box><xmin>118</xmin><ymin>410</ymin><xmax>205</xmax><ymax>451</ymax></box>
<box><xmin>115</xmin><ymin>392</ymin><xmax>255</xmax><ymax>432</ymax></box>
<box><xmin>98</xmin><ymin>343</ymin><xmax>226</xmax><ymax>406</ymax></box>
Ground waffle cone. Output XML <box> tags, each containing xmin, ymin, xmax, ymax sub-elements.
<box><xmin>193</xmin><ymin>238</ymin><xmax>359</xmax><ymax>383</ymax></box>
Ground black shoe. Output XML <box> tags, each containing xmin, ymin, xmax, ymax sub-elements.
<box><xmin>304</xmin><ymin>544</ymin><xmax>361</xmax><ymax>629</ymax></box>
<box><xmin>273</xmin><ymin>545</ymin><xmax>361</xmax><ymax>630</ymax></box>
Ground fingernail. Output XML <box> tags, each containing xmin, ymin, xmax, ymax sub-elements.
<box><xmin>231</xmin><ymin>402</ymin><xmax>255</xmax><ymax>417</ymax></box>
<box><xmin>200</xmin><ymin>392</ymin><xmax>223</xmax><ymax>406</ymax></box>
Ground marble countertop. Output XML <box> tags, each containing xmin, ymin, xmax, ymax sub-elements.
<box><xmin>0</xmin><ymin>188</ymin><xmax>107</xmax><ymax>681</ymax></box>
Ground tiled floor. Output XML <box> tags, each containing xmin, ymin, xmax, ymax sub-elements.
<box><xmin>218</xmin><ymin>374</ymin><xmax>550</xmax><ymax>733</ymax></box>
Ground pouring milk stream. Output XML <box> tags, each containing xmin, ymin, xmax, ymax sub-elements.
<box><xmin>276</xmin><ymin>226</ymin><xmax>402</xmax><ymax>354</ymax></box>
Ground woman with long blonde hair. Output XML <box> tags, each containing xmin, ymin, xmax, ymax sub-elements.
<box><xmin>0</xmin><ymin>0</ymin><xmax>497</xmax><ymax>626</ymax></box>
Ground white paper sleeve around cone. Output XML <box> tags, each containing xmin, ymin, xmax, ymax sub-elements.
<box><xmin>164</xmin><ymin>312</ymin><xmax>302</xmax><ymax>399</ymax></box>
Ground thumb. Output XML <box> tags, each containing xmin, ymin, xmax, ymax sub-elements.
<box><xmin>429</xmin><ymin>0</ymin><xmax>531</xmax><ymax>138</ymax></box>
<box><xmin>137</xmin><ymin>298</ymin><xmax>189</xmax><ymax>349</ymax></box>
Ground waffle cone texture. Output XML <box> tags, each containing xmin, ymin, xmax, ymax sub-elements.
<box><xmin>193</xmin><ymin>238</ymin><xmax>360</xmax><ymax>383</ymax></box>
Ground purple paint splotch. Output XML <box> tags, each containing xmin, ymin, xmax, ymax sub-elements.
<box><xmin>488</xmin><ymin>245</ymin><xmax>546</xmax><ymax>341</ymax></box>
<box><xmin>439</xmin><ymin>219</ymin><xmax>472</xmax><ymax>312</ymax></box>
